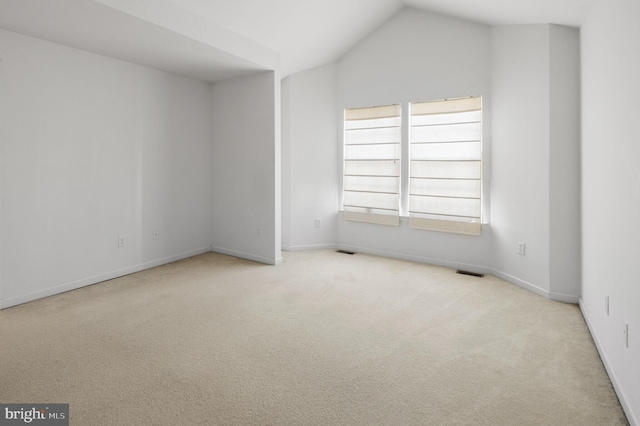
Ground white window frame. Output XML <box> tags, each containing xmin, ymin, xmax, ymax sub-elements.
<box><xmin>341</xmin><ymin>97</ymin><xmax>483</xmax><ymax>236</ymax></box>
<box><xmin>342</xmin><ymin>104</ymin><xmax>401</xmax><ymax>226</ymax></box>
<box><xmin>408</xmin><ymin>97</ymin><xmax>483</xmax><ymax>235</ymax></box>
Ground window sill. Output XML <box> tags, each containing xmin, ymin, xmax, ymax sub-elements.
<box><xmin>339</xmin><ymin>211</ymin><xmax>490</xmax><ymax>231</ymax></box>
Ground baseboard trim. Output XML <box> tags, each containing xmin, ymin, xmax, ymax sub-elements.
<box><xmin>490</xmin><ymin>269</ymin><xmax>550</xmax><ymax>299</ymax></box>
<box><xmin>0</xmin><ymin>247</ymin><xmax>211</xmax><ymax>310</ymax></box>
<box><xmin>580</xmin><ymin>298</ymin><xmax>638</xmax><ymax>426</ymax></box>
<box><xmin>337</xmin><ymin>244</ymin><xmax>491</xmax><ymax>275</ymax></box>
<box><xmin>209</xmin><ymin>246</ymin><xmax>280</xmax><ymax>265</ymax></box>
<box><xmin>549</xmin><ymin>291</ymin><xmax>580</xmax><ymax>304</ymax></box>
<box><xmin>334</xmin><ymin>246</ymin><xmax>575</xmax><ymax>304</ymax></box>
<box><xmin>282</xmin><ymin>244</ymin><xmax>338</xmax><ymax>252</ymax></box>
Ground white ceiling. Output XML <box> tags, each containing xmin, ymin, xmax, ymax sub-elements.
<box><xmin>0</xmin><ymin>0</ymin><xmax>593</xmax><ymax>81</ymax></box>
<box><xmin>165</xmin><ymin>0</ymin><xmax>405</xmax><ymax>77</ymax></box>
<box><xmin>163</xmin><ymin>0</ymin><xmax>594</xmax><ymax>76</ymax></box>
<box><xmin>0</xmin><ymin>0</ymin><xmax>277</xmax><ymax>81</ymax></box>
<box><xmin>403</xmin><ymin>0</ymin><xmax>592</xmax><ymax>27</ymax></box>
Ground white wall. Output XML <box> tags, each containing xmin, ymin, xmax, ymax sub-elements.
<box><xmin>581</xmin><ymin>0</ymin><xmax>640</xmax><ymax>423</ymax></box>
<box><xmin>0</xmin><ymin>29</ymin><xmax>213</xmax><ymax>308</ymax></box>
<box><xmin>211</xmin><ymin>71</ymin><xmax>282</xmax><ymax>265</ymax></box>
<box><xmin>491</xmin><ymin>25</ymin><xmax>551</xmax><ymax>296</ymax></box>
<box><xmin>281</xmin><ymin>77</ymin><xmax>292</xmax><ymax>248</ymax></box>
<box><xmin>281</xmin><ymin>63</ymin><xmax>339</xmax><ymax>251</ymax></box>
<box><xmin>491</xmin><ymin>25</ymin><xmax>580</xmax><ymax>302</ymax></box>
<box><xmin>336</xmin><ymin>8</ymin><xmax>493</xmax><ymax>272</ymax></box>
<box><xmin>549</xmin><ymin>25</ymin><xmax>581</xmax><ymax>302</ymax></box>
<box><xmin>280</xmin><ymin>9</ymin><xmax>581</xmax><ymax>299</ymax></box>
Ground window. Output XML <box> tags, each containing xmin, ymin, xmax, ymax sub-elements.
<box><xmin>343</xmin><ymin>104</ymin><xmax>401</xmax><ymax>226</ymax></box>
<box><xmin>409</xmin><ymin>97</ymin><xmax>482</xmax><ymax>235</ymax></box>
<box><xmin>342</xmin><ymin>97</ymin><xmax>483</xmax><ymax>235</ymax></box>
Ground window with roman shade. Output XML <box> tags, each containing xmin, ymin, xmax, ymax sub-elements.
<box><xmin>409</xmin><ymin>97</ymin><xmax>482</xmax><ymax>235</ymax></box>
<box><xmin>343</xmin><ymin>104</ymin><xmax>401</xmax><ymax>226</ymax></box>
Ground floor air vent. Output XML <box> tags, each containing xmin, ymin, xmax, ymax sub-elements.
<box><xmin>336</xmin><ymin>250</ymin><xmax>355</xmax><ymax>255</ymax></box>
<box><xmin>456</xmin><ymin>270</ymin><xmax>484</xmax><ymax>278</ymax></box>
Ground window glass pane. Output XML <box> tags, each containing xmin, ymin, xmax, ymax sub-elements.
<box><xmin>409</xmin><ymin>96</ymin><xmax>482</xmax><ymax>232</ymax></box>
<box><xmin>345</xmin><ymin>127</ymin><xmax>401</xmax><ymax>145</ymax></box>
<box><xmin>410</xmin><ymin>122</ymin><xmax>481</xmax><ymax>143</ymax></box>
<box><xmin>343</xmin><ymin>104</ymin><xmax>401</xmax><ymax>224</ymax></box>
<box><xmin>343</xmin><ymin>191</ymin><xmax>399</xmax><ymax>211</ymax></box>
<box><xmin>410</xmin><ymin>179</ymin><xmax>480</xmax><ymax>198</ymax></box>
<box><xmin>410</xmin><ymin>110</ymin><xmax>480</xmax><ymax>126</ymax></box>
<box><xmin>409</xmin><ymin>195</ymin><xmax>481</xmax><ymax>218</ymax></box>
<box><xmin>344</xmin><ymin>176</ymin><xmax>399</xmax><ymax>193</ymax></box>
<box><xmin>345</xmin><ymin>144</ymin><xmax>401</xmax><ymax>160</ymax></box>
<box><xmin>345</xmin><ymin>116</ymin><xmax>401</xmax><ymax>130</ymax></box>
<box><xmin>410</xmin><ymin>160</ymin><xmax>481</xmax><ymax>179</ymax></box>
<box><xmin>344</xmin><ymin>160</ymin><xmax>400</xmax><ymax>177</ymax></box>
<box><xmin>410</xmin><ymin>141</ymin><xmax>481</xmax><ymax>161</ymax></box>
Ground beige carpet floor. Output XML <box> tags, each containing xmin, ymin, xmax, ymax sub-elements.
<box><xmin>0</xmin><ymin>250</ymin><xmax>628</xmax><ymax>425</ymax></box>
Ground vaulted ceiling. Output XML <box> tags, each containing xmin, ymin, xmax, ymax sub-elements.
<box><xmin>170</xmin><ymin>0</ymin><xmax>592</xmax><ymax>76</ymax></box>
<box><xmin>0</xmin><ymin>0</ymin><xmax>592</xmax><ymax>81</ymax></box>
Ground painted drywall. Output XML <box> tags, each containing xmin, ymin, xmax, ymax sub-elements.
<box><xmin>281</xmin><ymin>77</ymin><xmax>292</xmax><ymax>248</ymax></box>
<box><xmin>490</xmin><ymin>25</ymin><xmax>551</xmax><ymax>296</ymax></box>
<box><xmin>95</xmin><ymin>0</ymin><xmax>279</xmax><ymax>72</ymax></box>
<box><xmin>0</xmin><ymin>29</ymin><xmax>213</xmax><ymax>308</ymax></box>
<box><xmin>280</xmin><ymin>8</ymin><xmax>581</xmax><ymax>299</ymax></box>
<box><xmin>211</xmin><ymin>71</ymin><xmax>282</xmax><ymax>265</ymax></box>
<box><xmin>335</xmin><ymin>8</ymin><xmax>493</xmax><ymax>271</ymax></box>
<box><xmin>549</xmin><ymin>25</ymin><xmax>581</xmax><ymax>302</ymax></box>
<box><xmin>581</xmin><ymin>0</ymin><xmax>640</xmax><ymax>423</ymax></box>
<box><xmin>491</xmin><ymin>24</ymin><xmax>581</xmax><ymax>302</ymax></box>
<box><xmin>0</xmin><ymin>0</ymin><xmax>277</xmax><ymax>84</ymax></box>
<box><xmin>281</xmin><ymin>63</ymin><xmax>339</xmax><ymax>251</ymax></box>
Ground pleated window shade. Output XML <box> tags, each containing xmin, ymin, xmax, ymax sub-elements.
<box><xmin>343</xmin><ymin>104</ymin><xmax>401</xmax><ymax>226</ymax></box>
<box><xmin>409</xmin><ymin>97</ymin><xmax>482</xmax><ymax>235</ymax></box>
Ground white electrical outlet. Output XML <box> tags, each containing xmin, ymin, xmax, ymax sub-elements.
<box><xmin>118</xmin><ymin>235</ymin><xmax>126</xmax><ymax>247</ymax></box>
<box><xmin>153</xmin><ymin>230</ymin><xmax>160</xmax><ymax>240</ymax></box>
<box><xmin>518</xmin><ymin>242</ymin><xmax>526</xmax><ymax>256</ymax></box>
<box><xmin>315</xmin><ymin>219</ymin><xmax>321</xmax><ymax>228</ymax></box>
<box><xmin>624</xmin><ymin>323</ymin><xmax>629</xmax><ymax>348</ymax></box>
<box><xmin>256</xmin><ymin>228</ymin><xmax>262</xmax><ymax>237</ymax></box>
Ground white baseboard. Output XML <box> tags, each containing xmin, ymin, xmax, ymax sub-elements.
<box><xmin>490</xmin><ymin>270</ymin><xmax>580</xmax><ymax>304</ymax></box>
<box><xmin>282</xmin><ymin>243</ymin><xmax>338</xmax><ymax>252</ymax></box>
<box><xmin>549</xmin><ymin>291</ymin><xmax>580</xmax><ymax>304</ymax></box>
<box><xmin>490</xmin><ymin>268</ymin><xmax>550</xmax><ymax>300</ymax></box>
<box><xmin>316</xmin><ymin>245</ymin><xmax>577</xmax><ymax>305</ymax></box>
<box><xmin>337</xmin><ymin>244</ymin><xmax>491</xmax><ymax>275</ymax></box>
<box><xmin>0</xmin><ymin>247</ymin><xmax>211</xmax><ymax>310</ymax></box>
<box><xmin>210</xmin><ymin>246</ymin><xmax>281</xmax><ymax>265</ymax></box>
<box><xmin>580</xmin><ymin>298</ymin><xmax>638</xmax><ymax>426</ymax></box>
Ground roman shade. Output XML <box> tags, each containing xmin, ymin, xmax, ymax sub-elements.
<box><xmin>343</xmin><ymin>104</ymin><xmax>401</xmax><ymax>226</ymax></box>
<box><xmin>409</xmin><ymin>97</ymin><xmax>482</xmax><ymax>235</ymax></box>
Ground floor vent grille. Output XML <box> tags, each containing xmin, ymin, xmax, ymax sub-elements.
<box><xmin>336</xmin><ymin>250</ymin><xmax>355</xmax><ymax>255</ymax></box>
<box><xmin>456</xmin><ymin>270</ymin><xmax>484</xmax><ymax>278</ymax></box>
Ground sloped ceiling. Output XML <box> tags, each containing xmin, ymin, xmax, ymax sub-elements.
<box><xmin>403</xmin><ymin>0</ymin><xmax>592</xmax><ymax>27</ymax></box>
<box><xmin>0</xmin><ymin>0</ymin><xmax>278</xmax><ymax>82</ymax></box>
<box><xmin>170</xmin><ymin>0</ymin><xmax>593</xmax><ymax>76</ymax></box>
<box><xmin>0</xmin><ymin>0</ymin><xmax>593</xmax><ymax>81</ymax></box>
<box><xmin>165</xmin><ymin>0</ymin><xmax>405</xmax><ymax>77</ymax></box>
